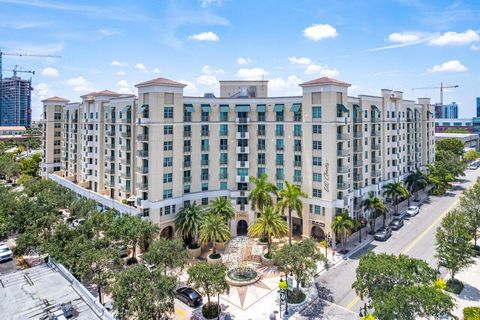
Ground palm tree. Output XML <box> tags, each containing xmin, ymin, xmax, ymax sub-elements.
<box><xmin>199</xmin><ymin>213</ymin><xmax>232</xmax><ymax>256</ymax></box>
<box><xmin>248</xmin><ymin>205</ymin><xmax>289</xmax><ymax>257</ymax></box>
<box><xmin>175</xmin><ymin>203</ymin><xmax>204</xmax><ymax>248</ymax></box>
<box><xmin>383</xmin><ymin>181</ymin><xmax>409</xmax><ymax>220</ymax></box>
<box><xmin>207</xmin><ymin>196</ymin><xmax>235</xmax><ymax>224</ymax></box>
<box><xmin>331</xmin><ymin>211</ymin><xmax>354</xmax><ymax>253</ymax></box>
<box><xmin>405</xmin><ymin>169</ymin><xmax>428</xmax><ymax>202</ymax></box>
<box><xmin>363</xmin><ymin>193</ymin><xmax>388</xmax><ymax>231</ymax></box>
<box><xmin>277</xmin><ymin>180</ymin><xmax>308</xmax><ymax>245</ymax></box>
<box><xmin>248</xmin><ymin>173</ymin><xmax>278</xmax><ymax>212</ymax></box>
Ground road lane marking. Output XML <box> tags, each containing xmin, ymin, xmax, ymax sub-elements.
<box><xmin>345</xmin><ymin>194</ymin><xmax>463</xmax><ymax>311</ymax></box>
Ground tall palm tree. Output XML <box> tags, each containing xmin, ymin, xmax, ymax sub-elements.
<box><xmin>199</xmin><ymin>213</ymin><xmax>232</xmax><ymax>255</ymax></box>
<box><xmin>331</xmin><ymin>211</ymin><xmax>354</xmax><ymax>253</ymax></box>
<box><xmin>277</xmin><ymin>180</ymin><xmax>308</xmax><ymax>245</ymax></box>
<box><xmin>175</xmin><ymin>203</ymin><xmax>204</xmax><ymax>248</ymax></box>
<box><xmin>248</xmin><ymin>173</ymin><xmax>278</xmax><ymax>212</ymax></box>
<box><xmin>383</xmin><ymin>181</ymin><xmax>409</xmax><ymax>222</ymax></box>
<box><xmin>405</xmin><ymin>169</ymin><xmax>428</xmax><ymax>202</ymax></box>
<box><xmin>248</xmin><ymin>205</ymin><xmax>289</xmax><ymax>257</ymax></box>
<box><xmin>363</xmin><ymin>193</ymin><xmax>388</xmax><ymax>231</ymax></box>
<box><xmin>208</xmin><ymin>196</ymin><xmax>235</xmax><ymax>226</ymax></box>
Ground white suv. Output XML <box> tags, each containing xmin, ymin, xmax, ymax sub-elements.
<box><xmin>406</xmin><ymin>206</ymin><xmax>419</xmax><ymax>217</ymax></box>
<box><xmin>0</xmin><ymin>243</ymin><xmax>13</xmax><ymax>262</ymax></box>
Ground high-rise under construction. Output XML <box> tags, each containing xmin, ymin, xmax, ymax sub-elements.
<box><xmin>0</xmin><ymin>75</ymin><xmax>32</xmax><ymax>127</ymax></box>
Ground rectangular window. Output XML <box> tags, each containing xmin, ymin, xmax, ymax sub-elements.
<box><xmin>164</xmin><ymin>125</ymin><xmax>173</xmax><ymax>135</ymax></box>
<box><xmin>258</xmin><ymin>153</ymin><xmax>266</xmax><ymax>165</ymax></box>
<box><xmin>313</xmin><ymin>125</ymin><xmax>322</xmax><ymax>134</ymax></box>
<box><xmin>201</xmin><ymin>169</ymin><xmax>209</xmax><ymax>180</ymax></box>
<box><xmin>219</xmin><ymin>167</ymin><xmax>228</xmax><ymax>179</ymax></box>
<box><xmin>257</xmin><ymin>167</ymin><xmax>266</xmax><ymax>176</ymax></box>
<box><xmin>202</xmin><ymin>184</ymin><xmax>208</xmax><ymax>192</ymax></box>
<box><xmin>257</xmin><ymin>124</ymin><xmax>266</xmax><ymax>136</ymax></box>
<box><xmin>201</xmin><ymin>139</ymin><xmax>209</xmax><ymax>152</ymax></box>
<box><xmin>201</xmin><ymin>153</ymin><xmax>209</xmax><ymax>166</ymax></box>
<box><xmin>276</xmin><ymin>168</ymin><xmax>284</xmax><ymax>180</ymax></box>
<box><xmin>163</xmin><ymin>157</ymin><xmax>173</xmax><ymax>167</ymax></box>
<box><xmin>163</xmin><ymin>173</ymin><xmax>173</xmax><ymax>183</ymax></box>
<box><xmin>201</xmin><ymin>111</ymin><xmax>209</xmax><ymax>122</ymax></box>
<box><xmin>294</xmin><ymin>124</ymin><xmax>302</xmax><ymax>137</ymax></box>
<box><xmin>313</xmin><ymin>172</ymin><xmax>322</xmax><ymax>182</ymax></box>
<box><xmin>294</xmin><ymin>111</ymin><xmax>302</xmax><ymax>122</ymax></box>
<box><xmin>163</xmin><ymin>141</ymin><xmax>173</xmax><ymax>151</ymax></box>
<box><xmin>313</xmin><ymin>141</ymin><xmax>322</xmax><ymax>150</ymax></box>
<box><xmin>276</xmin><ymin>124</ymin><xmax>284</xmax><ymax>136</ymax></box>
<box><xmin>294</xmin><ymin>170</ymin><xmax>302</xmax><ymax>183</ymax></box>
<box><xmin>313</xmin><ymin>188</ymin><xmax>322</xmax><ymax>198</ymax></box>
<box><xmin>276</xmin><ymin>153</ymin><xmax>284</xmax><ymax>166</ymax></box>
<box><xmin>276</xmin><ymin>111</ymin><xmax>284</xmax><ymax>122</ymax></box>
<box><xmin>220</xmin><ymin>139</ymin><xmax>228</xmax><ymax>151</ymax></box>
<box><xmin>220</xmin><ymin>111</ymin><xmax>228</xmax><ymax>122</ymax></box>
<box><xmin>219</xmin><ymin>124</ymin><xmax>228</xmax><ymax>136</ymax></box>
<box><xmin>163</xmin><ymin>189</ymin><xmax>172</xmax><ymax>199</ymax></box>
<box><xmin>312</xmin><ymin>106</ymin><xmax>322</xmax><ymax>119</ymax></box>
<box><xmin>164</xmin><ymin>107</ymin><xmax>173</xmax><ymax>119</ymax></box>
<box><xmin>276</xmin><ymin>139</ymin><xmax>284</xmax><ymax>151</ymax></box>
<box><xmin>220</xmin><ymin>153</ymin><xmax>228</xmax><ymax>165</ymax></box>
<box><xmin>201</xmin><ymin>124</ymin><xmax>209</xmax><ymax>136</ymax></box>
<box><xmin>258</xmin><ymin>112</ymin><xmax>266</xmax><ymax>122</ymax></box>
<box><xmin>220</xmin><ymin>181</ymin><xmax>228</xmax><ymax>190</ymax></box>
<box><xmin>313</xmin><ymin>156</ymin><xmax>322</xmax><ymax>166</ymax></box>
<box><xmin>294</xmin><ymin>140</ymin><xmax>302</xmax><ymax>152</ymax></box>
<box><xmin>258</xmin><ymin>139</ymin><xmax>265</xmax><ymax>150</ymax></box>
<box><xmin>201</xmin><ymin>197</ymin><xmax>208</xmax><ymax>205</ymax></box>
<box><xmin>183</xmin><ymin>125</ymin><xmax>191</xmax><ymax>137</ymax></box>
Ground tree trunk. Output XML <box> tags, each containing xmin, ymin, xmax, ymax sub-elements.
<box><xmin>132</xmin><ymin>241</ymin><xmax>137</xmax><ymax>259</ymax></box>
<box><xmin>267</xmin><ymin>234</ymin><xmax>271</xmax><ymax>256</ymax></box>
<box><xmin>213</xmin><ymin>240</ymin><xmax>217</xmax><ymax>255</ymax></box>
<box><xmin>98</xmin><ymin>286</ymin><xmax>103</xmax><ymax>304</ymax></box>
<box><xmin>288</xmin><ymin>208</ymin><xmax>293</xmax><ymax>245</ymax></box>
<box><xmin>383</xmin><ymin>213</ymin><xmax>386</xmax><ymax>227</ymax></box>
<box><xmin>358</xmin><ymin>227</ymin><xmax>362</xmax><ymax>243</ymax></box>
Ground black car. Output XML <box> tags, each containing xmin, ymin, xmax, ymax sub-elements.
<box><xmin>389</xmin><ymin>218</ymin><xmax>404</xmax><ymax>230</ymax></box>
<box><xmin>374</xmin><ymin>227</ymin><xmax>392</xmax><ymax>241</ymax></box>
<box><xmin>176</xmin><ymin>287</ymin><xmax>203</xmax><ymax>308</ymax></box>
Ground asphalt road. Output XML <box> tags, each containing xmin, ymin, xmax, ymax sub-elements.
<box><xmin>309</xmin><ymin>168</ymin><xmax>480</xmax><ymax>315</ymax></box>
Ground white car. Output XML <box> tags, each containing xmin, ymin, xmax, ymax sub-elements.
<box><xmin>406</xmin><ymin>206</ymin><xmax>419</xmax><ymax>217</ymax></box>
<box><xmin>0</xmin><ymin>243</ymin><xmax>13</xmax><ymax>262</ymax></box>
<box><xmin>72</xmin><ymin>218</ymin><xmax>85</xmax><ymax>227</ymax></box>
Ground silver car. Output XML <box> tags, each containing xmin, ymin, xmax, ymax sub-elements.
<box><xmin>406</xmin><ymin>206</ymin><xmax>419</xmax><ymax>217</ymax></box>
<box><xmin>0</xmin><ymin>243</ymin><xmax>13</xmax><ymax>262</ymax></box>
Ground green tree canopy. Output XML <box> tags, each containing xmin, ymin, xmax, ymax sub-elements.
<box><xmin>278</xmin><ymin>180</ymin><xmax>307</xmax><ymax>245</ymax></box>
<box><xmin>248</xmin><ymin>205</ymin><xmax>288</xmax><ymax>256</ymax></box>
<box><xmin>464</xmin><ymin>149</ymin><xmax>480</xmax><ymax>163</ymax></box>
<box><xmin>248</xmin><ymin>173</ymin><xmax>278</xmax><ymax>212</ymax></box>
<box><xmin>198</xmin><ymin>212</ymin><xmax>231</xmax><ymax>255</ymax></box>
<box><xmin>175</xmin><ymin>202</ymin><xmax>204</xmax><ymax>246</ymax></box>
<box><xmin>187</xmin><ymin>262</ymin><xmax>229</xmax><ymax>305</ymax></box>
<box><xmin>436</xmin><ymin>137</ymin><xmax>465</xmax><ymax>156</ymax></box>
<box><xmin>331</xmin><ymin>211</ymin><xmax>354</xmax><ymax>253</ymax></box>
<box><xmin>460</xmin><ymin>179</ymin><xmax>480</xmax><ymax>246</ymax></box>
<box><xmin>208</xmin><ymin>196</ymin><xmax>235</xmax><ymax>223</ymax></box>
<box><xmin>144</xmin><ymin>238</ymin><xmax>188</xmax><ymax>276</ymax></box>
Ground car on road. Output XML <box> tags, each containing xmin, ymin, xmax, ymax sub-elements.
<box><xmin>0</xmin><ymin>243</ymin><xmax>13</xmax><ymax>262</ymax></box>
<box><xmin>389</xmin><ymin>218</ymin><xmax>404</xmax><ymax>230</ymax></box>
<box><xmin>406</xmin><ymin>206</ymin><xmax>419</xmax><ymax>217</ymax></box>
<box><xmin>374</xmin><ymin>227</ymin><xmax>392</xmax><ymax>241</ymax></box>
<box><xmin>175</xmin><ymin>287</ymin><xmax>203</xmax><ymax>308</ymax></box>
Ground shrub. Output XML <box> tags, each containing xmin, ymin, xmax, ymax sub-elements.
<box><xmin>209</xmin><ymin>253</ymin><xmax>221</xmax><ymax>259</ymax></box>
<box><xmin>202</xmin><ymin>302</ymin><xmax>219</xmax><ymax>319</ymax></box>
<box><xmin>445</xmin><ymin>279</ymin><xmax>464</xmax><ymax>294</ymax></box>
<box><xmin>287</xmin><ymin>289</ymin><xmax>306</xmax><ymax>304</ymax></box>
<box><xmin>463</xmin><ymin>307</ymin><xmax>480</xmax><ymax>320</ymax></box>
<box><xmin>126</xmin><ymin>257</ymin><xmax>138</xmax><ymax>265</ymax></box>
<box><xmin>264</xmin><ymin>252</ymin><xmax>273</xmax><ymax>259</ymax></box>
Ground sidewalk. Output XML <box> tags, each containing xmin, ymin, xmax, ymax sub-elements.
<box><xmin>448</xmin><ymin>256</ymin><xmax>480</xmax><ymax>319</ymax></box>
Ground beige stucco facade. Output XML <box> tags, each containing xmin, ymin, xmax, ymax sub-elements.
<box><xmin>41</xmin><ymin>77</ymin><xmax>436</xmax><ymax>242</ymax></box>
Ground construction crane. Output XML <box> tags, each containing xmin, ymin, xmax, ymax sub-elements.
<box><xmin>5</xmin><ymin>65</ymin><xmax>35</xmax><ymax>77</ymax></box>
<box><xmin>412</xmin><ymin>82</ymin><xmax>459</xmax><ymax>106</ymax></box>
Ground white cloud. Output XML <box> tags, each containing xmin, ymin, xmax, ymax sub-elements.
<box><xmin>115</xmin><ymin>70</ymin><xmax>126</xmax><ymax>76</ymax></box>
<box><xmin>303</xmin><ymin>24</ymin><xmax>338</xmax><ymax>41</ymax></box>
<box><xmin>41</xmin><ymin>67</ymin><xmax>59</xmax><ymax>78</ymax></box>
<box><xmin>288</xmin><ymin>56</ymin><xmax>312</xmax><ymax>65</ymax></box>
<box><xmin>34</xmin><ymin>82</ymin><xmax>53</xmax><ymax>100</ymax></box>
<box><xmin>202</xmin><ymin>65</ymin><xmax>224</xmax><ymax>75</ymax></box>
<box><xmin>117</xmin><ymin>79</ymin><xmax>134</xmax><ymax>94</ymax></box>
<box><xmin>196</xmin><ymin>74</ymin><xmax>218</xmax><ymax>86</ymax></box>
<box><xmin>99</xmin><ymin>28</ymin><xmax>117</xmax><ymax>37</ymax></box>
<box><xmin>111</xmin><ymin>60</ymin><xmax>128</xmax><ymax>67</ymax></box>
<box><xmin>201</xmin><ymin>0</ymin><xmax>222</xmax><ymax>7</ymax></box>
<box><xmin>471</xmin><ymin>44</ymin><xmax>480</xmax><ymax>51</ymax></box>
<box><xmin>428</xmin><ymin>60</ymin><xmax>467</xmax><ymax>73</ymax></box>
<box><xmin>269</xmin><ymin>75</ymin><xmax>302</xmax><ymax>96</ymax></box>
<box><xmin>152</xmin><ymin>68</ymin><xmax>161</xmax><ymax>74</ymax></box>
<box><xmin>236</xmin><ymin>68</ymin><xmax>269</xmax><ymax>80</ymax></box>
<box><xmin>429</xmin><ymin>29</ymin><xmax>480</xmax><ymax>46</ymax></box>
<box><xmin>388</xmin><ymin>32</ymin><xmax>421</xmax><ymax>43</ymax></box>
<box><xmin>179</xmin><ymin>79</ymin><xmax>198</xmax><ymax>95</ymax></box>
<box><xmin>188</xmin><ymin>31</ymin><xmax>220</xmax><ymax>41</ymax></box>
<box><xmin>0</xmin><ymin>21</ymin><xmax>51</xmax><ymax>29</ymax></box>
<box><xmin>135</xmin><ymin>63</ymin><xmax>146</xmax><ymax>71</ymax></box>
<box><xmin>237</xmin><ymin>57</ymin><xmax>251</xmax><ymax>65</ymax></box>
<box><xmin>304</xmin><ymin>64</ymin><xmax>339</xmax><ymax>77</ymax></box>
<box><xmin>66</xmin><ymin>76</ymin><xmax>95</xmax><ymax>92</ymax></box>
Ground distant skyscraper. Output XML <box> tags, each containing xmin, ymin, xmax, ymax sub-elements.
<box><xmin>0</xmin><ymin>76</ymin><xmax>32</xmax><ymax>127</ymax></box>
<box><xmin>442</xmin><ymin>102</ymin><xmax>458</xmax><ymax>119</ymax></box>
<box><xmin>435</xmin><ymin>103</ymin><xmax>443</xmax><ymax>119</ymax></box>
<box><xmin>476</xmin><ymin>97</ymin><xmax>480</xmax><ymax>117</ymax></box>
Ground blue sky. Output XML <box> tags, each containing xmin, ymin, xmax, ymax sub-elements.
<box><xmin>0</xmin><ymin>0</ymin><xmax>479</xmax><ymax>119</ymax></box>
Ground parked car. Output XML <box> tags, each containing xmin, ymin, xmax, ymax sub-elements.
<box><xmin>72</xmin><ymin>218</ymin><xmax>85</xmax><ymax>227</ymax></box>
<box><xmin>389</xmin><ymin>218</ymin><xmax>404</xmax><ymax>230</ymax></box>
<box><xmin>0</xmin><ymin>243</ymin><xmax>13</xmax><ymax>262</ymax></box>
<box><xmin>406</xmin><ymin>206</ymin><xmax>419</xmax><ymax>217</ymax></box>
<box><xmin>374</xmin><ymin>227</ymin><xmax>392</xmax><ymax>241</ymax></box>
<box><xmin>175</xmin><ymin>287</ymin><xmax>203</xmax><ymax>308</ymax></box>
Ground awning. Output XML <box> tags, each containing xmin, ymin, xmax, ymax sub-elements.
<box><xmin>138</xmin><ymin>104</ymin><xmax>148</xmax><ymax>113</ymax></box>
<box><xmin>235</xmin><ymin>104</ymin><xmax>250</xmax><ymax>112</ymax></box>
<box><xmin>371</xmin><ymin>105</ymin><xmax>380</xmax><ymax>113</ymax></box>
<box><xmin>184</xmin><ymin>104</ymin><xmax>195</xmax><ymax>113</ymax></box>
<box><xmin>201</xmin><ymin>104</ymin><xmax>211</xmax><ymax>112</ymax></box>
<box><xmin>256</xmin><ymin>104</ymin><xmax>266</xmax><ymax>112</ymax></box>
<box><xmin>220</xmin><ymin>104</ymin><xmax>229</xmax><ymax>113</ymax></box>
<box><xmin>122</xmin><ymin>105</ymin><xmax>131</xmax><ymax>113</ymax></box>
<box><xmin>353</xmin><ymin>104</ymin><xmax>362</xmax><ymax>111</ymax></box>
<box><xmin>273</xmin><ymin>104</ymin><xmax>284</xmax><ymax>112</ymax></box>
<box><xmin>337</xmin><ymin>104</ymin><xmax>349</xmax><ymax>113</ymax></box>
<box><xmin>290</xmin><ymin>103</ymin><xmax>302</xmax><ymax>112</ymax></box>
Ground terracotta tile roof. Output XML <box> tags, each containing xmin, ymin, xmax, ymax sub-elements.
<box><xmin>300</xmin><ymin>77</ymin><xmax>350</xmax><ymax>87</ymax></box>
<box><xmin>81</xmin><ymin>90</ymin><xmax>120</xmax><ymax>98</ymax></box>
<box><xmin>41</xmin><ymin>96</ymin><xmax>70</xmax><ymax>103</ymax></box>
<box><xmin>135</xmin><ymin>77</ymin><xmax>186</xmax><ymax>88</ymax></box>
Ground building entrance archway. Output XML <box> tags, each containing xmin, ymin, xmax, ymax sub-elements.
<box><xmin>236</xmin><ymin>220</ymin><xmax>248</xmax><ymax>236</ymax></box>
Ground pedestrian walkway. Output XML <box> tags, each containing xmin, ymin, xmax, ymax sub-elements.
<box><xmin>449</xmin><ymin>256</ymin><xmax>480</xmax><ymax>319</ymax></box>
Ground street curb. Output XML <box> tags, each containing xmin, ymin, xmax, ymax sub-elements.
<box><xmin>344</xmin><ymin>237</ymin><xmax>374</xmax><ymax>259</ymax></box>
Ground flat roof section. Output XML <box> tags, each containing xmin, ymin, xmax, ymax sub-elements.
<box><xmin>0</xmin><ymin>263</ymin><xmax>112</xmax><ymax>320</ymax></box>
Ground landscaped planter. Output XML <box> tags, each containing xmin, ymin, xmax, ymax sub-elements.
<box><xmin>207</xmin><ymin>254</ymin><xmax>223</xmax><ymax>265</ymax></box>
<box><xmin>187</xmin><ymin>245</ymin><xmax>202</xmax><ymax>258</ymax></box>
<box><xmin>257</xmin><ymin>239</ymin><xmax>268</xmax><ymax>246</ymax></box>
<box><xmin>261</xmin><ymin>254</ymin><xmax>274</xmax><ymax>266</ymax></box>
<box><xmin>286</xmin><ymin>289</ymin><xmax>307</xmax><ymax>305</ymax></box>
<box><xmin>215</xmin><ymin>241</ymin><xmax>227</xmax><ymax>250</ymax></box>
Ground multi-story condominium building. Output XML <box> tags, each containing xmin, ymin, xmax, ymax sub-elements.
<box><xmin>0</xmin><ymin>75</ymin><xmax>32</xmax><ymax>127</ymax></box>
<box><xmin>41</xmin><ymin>76</ymin><xmax>435</xmax><ymax>243</ymax></box>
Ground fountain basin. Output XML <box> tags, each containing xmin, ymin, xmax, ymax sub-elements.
<box><xmin>226</xmin><ymin>267</ymin><xmax>261</xmax><ymax>287</ymax></box>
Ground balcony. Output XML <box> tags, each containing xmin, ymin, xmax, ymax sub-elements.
<box><xmin>138</xmin><ymin>118</ymin><xmax>151</xmax><ymax>125</ymax></box>
<box><xmin>231</xmin><ymin>190</ymin><xmax>249</xmax><ymax>198</ymax></box>
<box><xmin>105</xmin><ymin>143</ymin><xmax>115</xmax><ymax>149</ymax></box>
<box><xmin>121</xmin><ymin>145</ymin><xmax>131</xmax><ymax>152</ymax></box>
<box><xmin>236</xmin><ymin>175</ymin><xmax>248</xmax><ymax>183</ymax></box>
<box><xmin>354</xmin><ymin>174</ymin><xmax>363</xmax><ymax>182</ymax></box>
<box><xmin>337</xmin><ymin>182</ymin><xmax>348</xmax><ymax>190</ymax></box>
<box><xmin>121</xmin><ymin>158</ymin><xmax>131</xmax><ymax>165</ymax></box>
<box><xmin>183</xmin><ymin>146</ymin><xmax>191</xmax><ymax>153</ymax></box>
<box><xmin>136</xmin><ymin>182</ymin><xmax>149</xmax><ymax>190</ymax></box>
<box><xmin>353</xmin><ymin>117</ymin><xmax>362</xmax><ymax>123</ymax></box>
<box><xmin>236</xmin><ymin>117</ymin><xmax>250</xmax><ymax>124</ymax></box>
<box><xmin>183</xmin><ymin>161</ymin><xmax>191</xmax><ymax>167</ymax></box>
<box><xmin>353</xmin><ymin>145</ymin><xmax>362</xmax><ymax>153</ymax></box>
<box><xmin>201</xmin><ymin>160</ymin><xmax>209</xmax><ymax>166</ymax></box>
<box><xmin>236</xmin><ymin>146</ymin><xmax>249</xmax><ymax>154</ymax></box>
<box><xmin>137</xmin><ymin>150</ymin><xmax>149</xmax><ymax>157</ymax></box>
<box><xmin>137</xmin><ymin>134</ymin><xmax>149</xmax><ymax>141</ymax></box>
<box><xmin>105</xmin><ymin>168</ymin><xmax>115</xmax><ymax>174</ymax></box>
<box><xmin>236</xmin><ymin>161</ymin><xmax>249</xmax><ymax>168</ymax></box>
<box><xmin>121</xmin><ymin>131</ymin><xmax>131</xmax><ymax>138</ymax></box>
<box><xmin>337</xmin><ymin>166</ymin><xmax>349</xmax><ymax>174</ymax></box>
<box><xmin>87</xmin><ymin>140</ymin><xmax>95</xmax><ymax>148</ymax></box>
<box><xmin>371</xmin><ymin>157</ymin><xmax>381</xmax><ymax>164</ymax></box>
<box><xmin>353</xmin><ymin>131</ymin><xmax>362</xmax><ymax>138</ymax></box>
<box><xmin>137</xmin><ymin>166</ymin><xmax>149</xmax><ymax>174</ymax></box>
<box><xmin>337</xmin><ymin>149</ymin><xmax>350</xmax><ymax>157</ymax></box>
<box><xmin>371</xmin><ymin>144</ymin><xmax>381</xmax><ymax>150</ymax></box>
<box><xmin>106</xmin><ymin>131</ymin><xmax>115</xmax><ymax>137</ymax></box>
<box><xmin>183</xmin><ymin>176</ymin><xmax>191</xmax><ymax>183</ymax></box>
<box><xmin>372</xmin><ymin>170</ymin><xmax>381</xmax><ymax>177</ymax></box>
<box><xmin>257</xmin><ymin>130</ymin><xmax>266</xmax><ymax>136</ymax></box>
<box><xmin>275</xmin><ymin>130</ymin><xmax>284</xmax><ymax>137</ymax></box>
<box><xmin>105</xmin><ymin>155</ymin><xmax>115</xmax><ymax>162</ymax></box>
<box><xmin>353</xmin><ymin>160</ymin><xmax>362</xmax><ymax>167</ymax></box>
<box><xmin>236</xmin><ymin>132</ymin><xmax>249</xmax><ymax>139</ymax></box>
<box><xmin>183</xmin><ymin>131</ymin><xmax>191</xmax><ymax>138</ymax></box>
<box><xmin>294</xmin><ymin>161</ymin><xmax>302</xmax><ymax>167</ymax></box>
<box><xmin>86</xmin><ymin>152</ymin><xmax>95</xmax><ymax>158</ymax></box>
<box><xmin>371</xmin><ymin>131</ymin><xmax>381</xmax><ymax>137</ymax></box>
<box><xmin>336</xmin><ymin>116</ymin><xmax>348</xmax><ymax>124</ymax></box>
<box><xmin>337</xmin><ymin>133</ymin><xmax>349</xmax><ymax>140</ymax></box>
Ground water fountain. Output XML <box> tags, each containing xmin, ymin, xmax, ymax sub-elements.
<box><xmin>223</xmin><ymin>236</ymin><xmax>261</xmax><ymax>286</ymax></box>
